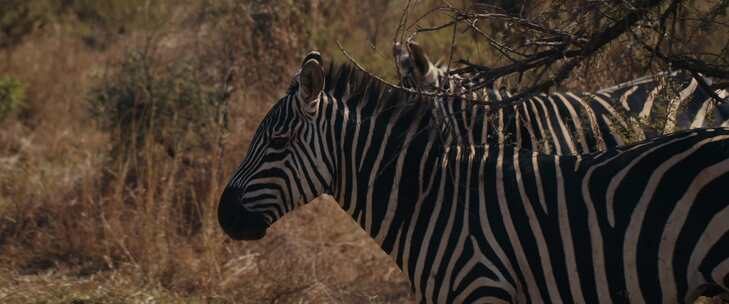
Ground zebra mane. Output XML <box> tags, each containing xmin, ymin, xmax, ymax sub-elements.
<box><xmin>322</xmin><ymin>63</ymin><xmax>493</xmax><ymax>147</ymax></box>
<box><xmin>323</xmin><ymin>63</ymin><xmax>440</xmax><ymax>115</ymax></box>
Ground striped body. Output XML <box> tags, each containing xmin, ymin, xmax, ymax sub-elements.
<box><xmin>394</xmin><ymin>42</ymin><xmax>729</xmax><ymax>155</ymax></box>
<box><xmin>460</xmin><ymin>80</ymin><xmax>729</xmax><ymax>155</ymax></box>
<box><xmin>219</xmin><ymin>58</ymin><xmax>729</xmax><ymax>303</ymax></box>
<box><xmin>597</xmin><ymin>73</ymin><xmax>729</xmax><ymax>134</ymax></box>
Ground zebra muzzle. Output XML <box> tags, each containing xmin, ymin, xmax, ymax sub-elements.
<box><xmin>218</xmin><ymin>187</ymin><xmax>269</xmax><ymax>240</ymax></box>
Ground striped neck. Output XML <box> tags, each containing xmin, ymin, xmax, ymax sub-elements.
<box><xmin>316</xmin><ymin>65</ymin><xmax>498</xmax><ymax>254</ymax></box>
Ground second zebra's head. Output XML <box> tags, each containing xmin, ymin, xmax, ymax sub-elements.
<box><xmin>394</xmin><ymin>40</ymin><xmax>447</xmax><ymax>92</ymax></box>
<box><xmin>218</xmin><ymin>52</ymin><xmax>333</xmax><ymax>240</ymax></box>
<box><xmin>392</xmin><ymin>41</ymin><xmax>492</xmax><ymax>95</ymax></box>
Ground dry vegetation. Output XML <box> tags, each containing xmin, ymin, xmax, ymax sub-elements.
<box><xmin>0</xmin><ymin>1</ymin><xmax>417</xmax><ymax>302</ymax></box>
<box><xmin>0</xmin><ymin>0</ymin><xmax>726</xmax><ymax>303</ymax></box>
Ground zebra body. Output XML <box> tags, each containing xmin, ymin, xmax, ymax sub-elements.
<box><xmin>394</xmin><ymin>41</ymin><xmax>729</xmax><ymax>155</ymax></box>
<box><xmin>219</xmin><ymin>53</ymin><xmax>729</xmax><ymax>303</ymax></box>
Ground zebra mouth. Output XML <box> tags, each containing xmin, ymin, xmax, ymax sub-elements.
<box><xmin>218</xmin><ymin>187</ymin><xmax>269</xmax><ymax>241</ymax></box>
<box><xmin>231</xmin><ymin>227</ymin><xmax>267</xmax><ymax>240</ymax></box>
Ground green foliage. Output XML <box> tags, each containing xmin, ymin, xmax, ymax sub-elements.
<box><xmin>1</xmin><ymin>0</ymin><xmax>173</xmax><ymax>50</ymax></box>
<box><xmin>0</xmin><ymin>76</ymin><xmax>25</xmax><ymax>122</ymax></box>
<box><xmin>62</xmin><ymin>0</ymin><xmax>173</xmax><ymax>49</ymax></box>
<box><xmin>0</xmin><ymin>0</ymin><xmax>55</xmax><ymax>49</ymax></box>
<box><xmin>88</xmin><ymin>49</ymin><xmax>229</xmax><ymax>162</ymax></box>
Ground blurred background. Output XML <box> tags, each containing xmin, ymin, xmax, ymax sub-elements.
<box><xmin>0</xmin><ymin>1</ymin><xmax>726</xmax><ymax>303</ymax></box>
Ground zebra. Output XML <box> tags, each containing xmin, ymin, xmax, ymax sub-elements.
<box><xmin>394</xmin><ymin>41</ymin><xmax>729</xmax><ymax>155</ymax></box>
<box><xmin>219</xmin><ymin>51</ymin><xmax>729</xmax><ymax>303</ymax></box>
<box><xmin>393</xmin><ymin>41</ymin><xmax>480</xmax><ymax>94</ymax></box>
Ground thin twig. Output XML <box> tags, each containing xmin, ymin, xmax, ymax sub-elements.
<box><xmin>443</xmin><ymin>8</ymin><xmax>459</xmax><ymax>92</ymax></box>
<box><xmin>393</xmin><ymin>0</ymin><xmax>414</xmax><ymax>79</ymax></box>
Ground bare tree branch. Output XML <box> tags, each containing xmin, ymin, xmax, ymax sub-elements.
<box><xmin>388</xmin><ymin>0</ymin><xmax>729</xmax><ymax>112</ymax></box>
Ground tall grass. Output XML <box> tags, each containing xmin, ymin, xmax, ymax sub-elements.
<box><xmin>0</xmin><ymin>1</ymin><xmax>415</xmax><ymax>302</ymax></box>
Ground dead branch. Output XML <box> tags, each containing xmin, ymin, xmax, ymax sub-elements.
<box><xmin>401</xmin><ymin>0</ymin><xmax>728</xmax><ymax>104</ymax></box>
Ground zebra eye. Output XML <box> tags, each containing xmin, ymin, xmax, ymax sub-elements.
<box><xmin>269</xmin><ymin>133</ymin><xmax>290</xmax><ymax>148</ymax></box>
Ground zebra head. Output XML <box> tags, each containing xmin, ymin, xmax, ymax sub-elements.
<box><xmin>393</xmin><ymin>41</ymin><xmax>504</xmax><ymax>98</ymax></box>
<box><xmin>394</xmin><ymin>40</ymin><xmax>448</xmax><ymax>91</ymax></box>
<box><xmin>218</xmin><ymin>52</ymin><xmax>332</xmax><ymax>240</ymax></box>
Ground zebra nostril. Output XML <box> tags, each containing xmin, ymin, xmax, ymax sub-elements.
<box><xmin>218</xmin><ymin>187</ymin><xmax>268</xmax><ymax>240</ymax></box>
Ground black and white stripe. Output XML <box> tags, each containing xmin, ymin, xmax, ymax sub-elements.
<box><xmin>219</xmin><ymin>53</ymin><xmax>729</xmax><ymax>303</ymax></box>
<box><xmin>394</xmin><ymin>42</ymin><xmax>729</xmax><ymax>155</ymax></box>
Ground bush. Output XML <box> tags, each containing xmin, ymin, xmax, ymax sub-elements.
<box><xmin>62</xmin><ymin>0</ymin><xmax>173</xmax><ymax>50</ymax></box>
<box><xmin>1</xmin><ymin>0</ymin><xmax>173</xmax><ymax>50</ymax></box>
<box><xmin>77</xmin><ymin>42</ymin><xmax>236</xmax><ymax>285</ymax></box>
<box><xmin>0</xmin><ymin>76</ymin><xmax>24</xmax><ymax>122</ymax></box>
<box><xmin>0</xmin><ymin>0</ymin><xmax>53</xmax><ymax>49</ymax></box>
<box><xmin>88</xmin><ymin>49</ymin><xmax>230</xmax><ymax>163</ymax></box>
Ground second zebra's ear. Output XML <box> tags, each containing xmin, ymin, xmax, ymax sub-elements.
<box><xmin>393</xmin><ymin>42</ymin><xmax>407</xmax><ymax>77</ymax></box>
<box><xmin>298</xmin><ymin>51</ymin><xmax>325</xmax><ymax>110</ymax></box>
<box><xmin>406</xmin><ymin>41</ymin><xmax>432</xmax><ymax>77</ymax></box>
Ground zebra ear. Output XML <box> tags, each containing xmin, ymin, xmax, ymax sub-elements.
<box><xmin>299</xmin><ymin>51</ymin><xmax>325</xmax><ymax>107</ymax></box>
<box><xmin>406</xmin><ymin>41</ymin><xmax>431</xmax><ymax>77</ymax></box>
<box><xmin>393</xmin><ymin>42</ymin><xmax>407</xmax><ymax>74</ymax></box>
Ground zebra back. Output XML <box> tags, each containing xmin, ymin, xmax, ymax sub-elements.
<box><xmin>394</xmin><ymin>41</ymin><xmax>729</xmax><ymax>155</ymax></box>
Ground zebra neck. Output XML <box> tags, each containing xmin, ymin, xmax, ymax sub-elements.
<box><xmin>321</xmin><ymin>91</ymin><xmax>573</xmax><ymax>258</ymax></box>
<box><xmin>321</xmin><ymin>91</ymin><xmax>441</xmax><ymax>254</ymax></box>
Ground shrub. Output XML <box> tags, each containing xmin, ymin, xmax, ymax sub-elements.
<box><xmin>62</xmin><ymin>0</ymin><xmax>173</xmax><ymax>50</ymax></box>
<box><xmin>0</xmin><ymin>0</ymin><xmax>53</xmax><ymax>49</ymax></box>
<box><xmin>80</xmin><ymin>42</ymin><xmax>237</xmax><ymax>284</ymax></box>
<box><xmin>1</xmin><ymin>0</ymin><xmax>173</xmax><ymax>50</ymax></box>
<box><xmin>88</xmin><ymin>49</ymin><xmax>230</xmax><ymax>164</ymax></box>
<box><xmin>0</xmin><ymin>76</ymin><xmax>24</xmax><ymax>122</ymax></box>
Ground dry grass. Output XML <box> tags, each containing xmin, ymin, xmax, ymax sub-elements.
<box><xmin>0</xmin><ymin>1</ymin><xmax>416</xmax><ymax>303</ymax></box>
<box><xmin>0</xmin><ymin>198</ymin><xmax>412</xmax><ymax>303</ymax></box>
